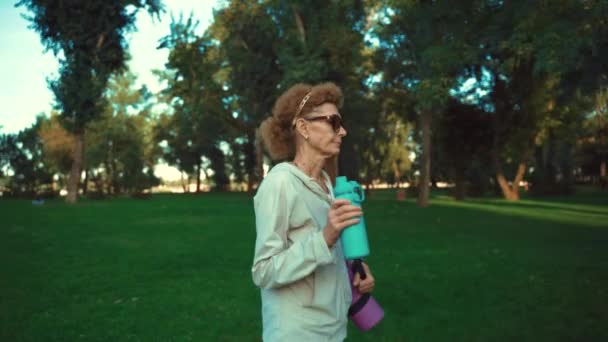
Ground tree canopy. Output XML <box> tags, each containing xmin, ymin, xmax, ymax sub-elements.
<box><xmin>6</xmin><ymin>0</ymin><xmax>607</xmax><ymax>203</ymax></box>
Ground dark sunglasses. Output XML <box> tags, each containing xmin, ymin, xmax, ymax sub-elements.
<box><xmin>302</xmin><ymin>114</ymin><xmax>343</xmax><ymax>133</ymax></box>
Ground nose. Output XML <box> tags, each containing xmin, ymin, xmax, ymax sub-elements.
<box><xmin>338</xmin><ymin>126</ymin><xmax>347</xmax><ymax>137</ymax></box>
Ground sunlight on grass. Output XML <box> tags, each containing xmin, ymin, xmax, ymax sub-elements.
<box><xmin>433</xmin><ymin>196</ymin><xmax>608</xmax><ymax>228</ymax></box>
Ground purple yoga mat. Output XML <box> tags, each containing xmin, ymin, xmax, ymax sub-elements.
<box><xmin>347</xmin><ymin>262</ymin><xmax>384</xmax><ymax>331</ymax></box>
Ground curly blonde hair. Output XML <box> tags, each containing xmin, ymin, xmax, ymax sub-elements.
<box><xmin>257</xmin><ymin>82</ymin><xmax>343</xmax><ymax>162</ymax></box>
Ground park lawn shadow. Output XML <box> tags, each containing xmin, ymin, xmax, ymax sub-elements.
<box><xmin>352</xmin><ymin>192</ymin><xmax>608</xmax><ymax>341</ymax></box>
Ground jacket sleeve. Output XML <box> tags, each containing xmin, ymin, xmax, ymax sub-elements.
<box><xmin>251</xmin><ymin>172</ymin><xmax>334</xmax><ymax>289</ymax></box>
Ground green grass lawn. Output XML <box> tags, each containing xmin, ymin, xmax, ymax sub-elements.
<box><xmin>1</xmin><ymin>189</ymin><xmax>607</xmax><ymax>341</ymax></box>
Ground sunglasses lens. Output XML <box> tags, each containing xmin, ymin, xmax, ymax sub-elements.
<box><xmin>330</xmin><ymin>116</ymin><xmax>342</xmax><ymax>132</ymax></box>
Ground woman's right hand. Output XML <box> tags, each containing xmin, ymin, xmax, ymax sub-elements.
<box><xmin>323</xmin><ymin>199</ymin><xmax>363</xmax><ymax>248</ymax></box>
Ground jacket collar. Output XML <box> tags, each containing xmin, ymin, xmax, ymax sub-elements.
<box><xmin>273</xmin><ymin>162</ymin><xmax>334</xmax><ymax>204</ymax></box>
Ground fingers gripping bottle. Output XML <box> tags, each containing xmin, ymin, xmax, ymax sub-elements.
<box><xmin>334</xmin><ymin>176</ymin><xmax>384</xmax><ymax>331</ymax></box>
<box><xmin>333</xmin><ymin>176</ymin><xmax>370</xmax><ymax>259</ymax></box>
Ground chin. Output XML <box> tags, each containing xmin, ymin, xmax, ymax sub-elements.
<box><xmin>322</xmin><ymin>150</ymin><xmax>339</xmax><ymax>158</ymax></box>
<box><xmin>330</xmin><ymin>148</ymin><xmax>340</xmax><ymax>156</ymax></box>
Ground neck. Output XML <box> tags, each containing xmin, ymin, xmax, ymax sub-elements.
<box><xmin>292</xmin><ymin>153</ymin><xmax>326</xmax><ymax>181</ymax></box>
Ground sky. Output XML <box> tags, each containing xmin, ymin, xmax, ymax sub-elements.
<box><xmin>0</xmin><ymin>0</ymin><xmax>219</xmax><ymax>180</ymax></box>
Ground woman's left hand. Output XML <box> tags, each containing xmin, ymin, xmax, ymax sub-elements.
<box><xmin>352</xmin><ymin>262</ymin><xmax>375</xmax><ymax>294</ymax></box>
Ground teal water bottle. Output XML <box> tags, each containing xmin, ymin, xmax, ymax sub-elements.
<box><xmin>334</xmin><ymin>176</ymin><xmax>370</xmax><ymax>259</ymax></box>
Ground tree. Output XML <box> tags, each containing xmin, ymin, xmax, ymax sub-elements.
<box><xmin>432</xmin><ymin>99</ymin><xmax>489</xmax><ymax>199</ymax></box>
<box><xmin>208</xmin><ymin>1</ymin><xmax>376</xmax><ymax>190</ymax></box>
<box><xmin>18</xmin><ymin>0</ymin><xmax>163</xmax><ymax>203</ymax></box>
<box><xmin>375</xmin><ymin>1</ymin><xmax>480</xmax><ymax>206</ymax></box>
<box><xmin>210</xmin><ymin>1</ymin><xmax>282</xmax><ymax>191</ymax></box>
<box><xmin>0</xmin><ymin>131</ymin><xmax>12</xmax><ymax>179</ymax></box>
<box><xmin>38</xmin><ymin>112</ymin><xmax>74</xmax><ymax>188</ymax></box>
<box><xmin>0</xmin><ymin>133</ymin><xmax>19</xmax><ymax>184</ymax></box>
<box><xmin>576</xmin><ymin>88</ymin><xmax>608</xmax><ymax>188</ymax></box>
<box><xmin>156</xmin><ymin>14</ymin><xmax>228</xmax><ymax>192</ymax></box>
<box><xmin>366</xmin><ymin>111</ymin><xmax>414</xmax><ymax>188</ymax></box>
<box><xmin>271</xmin><ymin>0</ymin><xmax>374</xmax><ymax>183</ymax></box>
<box><xmin>477</xmin><ymin>1</ymin><xmax>607</xmax><ymax>200</ymax></box>
<box><xmin>0</xmin><ymin>116</ymin><xmax>54</xmax><ymax>196</ymax></box>
<box><xmin>86</xmin><ymin>71</ymin><xmax>160</xmax><ymax>195</ymax></box>
<box><xmin>376</xmin><ymin>1</ymin><xmax>608</xmax><ymax>202</ymax></box>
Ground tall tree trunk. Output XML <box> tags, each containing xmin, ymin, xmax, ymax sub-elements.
<box><xmin>180</xmin><ymin>171</ymin><xmax>188</xmax><ymax>193</ymax></box>
<box><xmin>493</xmin><ymin>152</ymin><xmax>527</xmax><ymax>201</ymax></box>
<box><xmin>102</xmin><ymin>160</ymin><xmax>110</xmax><ymax>195</ymax></box>
<box><xmin>431</xmin><ymin>177</ymin><xmax>438</xmax><ymax>189</ymax></box>
<box><xmin>545</xmin><ymin>129</ymin><xmax>557</xmax><ymax>185</ymax></box>
<box><xmin>392</xmin><ymin>160</ymin><xmax>401</xmax><ymax>189</ymax></box>
<box><xmin>293</xmin><ymin>7</ymin><xmax>306</xmax><ymax>47</ymax></box>
<box><xmin>454</xmin><ymin>179</ymin><xmax>466</xmax><ymax>201</ymax></box>
<box><xmin>195</xmin><ymin>160</ymin><xmax>201</xmax><ymax>193</ymax></box>
<box><xmin>495</xmin><ymin>172</ymin><xmax>517</xmax><ymax>200</ymax></box>
<box><xmin>82</xmin><ymin>169</ymin><xmax>89</xmax><ymax>195</ymax></box>
<box><xmin>596</xmin><ymin>98</ymin><xmax>607</xmax><ymax>188</ymax></box>
<box><xmin>202</xmin><ymin>167</ymin><xmax>210</xmax><ymax>185</ymax></box>
<box><xmin>417</xmin><ymin>110</ymin><xmax>432</xmax><ymax>207</ymax></box>
<box><xmin>245</xmin><ymin>130</ymin><xmax>257</xmax><ymax>194</ymax></box>
<box><xmin>66</xmin><ymin>131</ymin><xmax>84</xmax><ymax>203</ymax></box>
<box><xmin>255</xmin><ymin>128</ymin><xmax>265</xmax><ymax>181</ymax></box>
<box><xmin>111</xmin><ymin>159</ymin><xmax>119</xmax><ymax>195</ymax></box>
<box><xmin>93</xmin><ymin>170</ymin><xmax>104</xmax><ymax>195</ymax></box>
<box><xmin>601</xmin><ymin>160</ymin><xmax>607</xmax><ymax>189</ymax></box>
<box><xmin>453</xmin><ymin>166</ymin><xmax>466</xmax><ymax>201</ymax></box>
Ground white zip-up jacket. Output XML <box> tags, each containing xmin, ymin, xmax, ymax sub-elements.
<box><xmin>252</xmin><ymin>162</ymin><xmax>351</xmax><ymax>341</ymax></box>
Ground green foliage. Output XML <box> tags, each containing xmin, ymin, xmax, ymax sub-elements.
<box><xmin>377</xmin><ymin>0</ymin><xmax>479</xmax><ymax>111</ymax></box>
<box><xmin>258</xmin><ymin>0</ymin><xmax>376</xmax><ymax>181</ymax></box>
<box><xmin>38</xmin><ymin>112</ymin><xmax>73</xmax><ymax>177</ymax></box>
<box><xmin>86</xmin><ymin>72</ymin><xmax>160</xmax><ymax>195</ymax></box>
<box><xmin>0</xmin><ymin>133</ymin><xmax>13</xmax><ymax>179</ymax></box>
<box><xmin>156</xmin><ymin>14</ymin><xmax>228</xmax><ymax>191</ymax></box>
<box><xmin>13</xmin><ymin>0</ymin><xmax>608</xmax><ymax>197</ymax></box>
<box><xmin>358</xmin><ymin>111</ymin><xmax>414</xmax><ymax>186</ymax></box>
<box><xmin>17</xmin><ymin>0</ymin><xmax>163</xmax><ymax>202</ymax></box>
<box><xmin>210</xmin><ymin>2</ymin><xmax>283</xmax><ymax>187</ymax></box>
<box><xmin>372</xmin><ymin>0</ymin><xmax>608</xmax><ymax>200</ymax></box>
<box><xmin>0</xmin><ymin>116</ymin><xmax>54</xmax><ymax>196</ymax></box>
<box><xmin>575</xmin><ymin>88</ymin><xmax>608</xmax><ymax>183</ymax></box>
<box><xmin>207</xmin><ymin>145</ymin><xmax>230</xmax><ymax>191</ymax></box>
<box><xmin>436</xmin><ymin>100</ymin><xmax>494</xmax><ymax>199</ymax></box>
<box><xmin>17</xmin><ymin>0</ymin><xmax>163</xmax><ymax>133</ymax></box>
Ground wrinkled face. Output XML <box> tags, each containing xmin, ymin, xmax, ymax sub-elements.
<box><xmin>296</xmin><ymin>102</ymin><xmax>347</xmax><ymax>157</ymax></box>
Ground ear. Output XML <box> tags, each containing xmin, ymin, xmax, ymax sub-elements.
<box><xmin>294</xmin><ymin>118</ymin><xmax>309</xmax><ymax>140</ymax></box>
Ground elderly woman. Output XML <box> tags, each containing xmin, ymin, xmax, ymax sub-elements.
<box><xmin>252</xmin><ymin>82</ymin><xmax>375</xmax><ymax>341</ymax></box>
